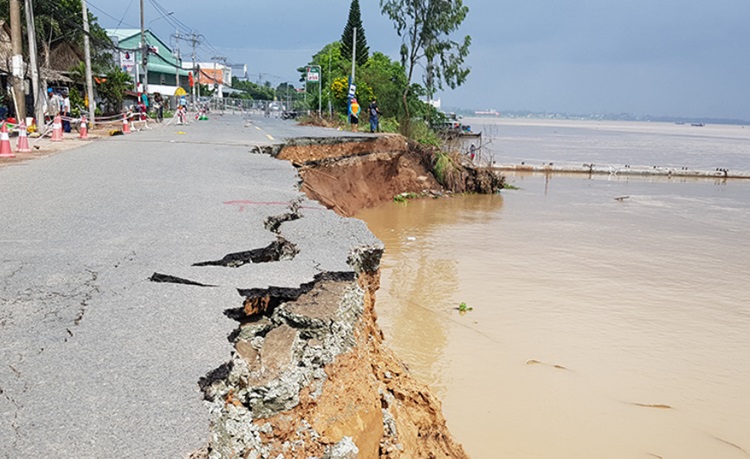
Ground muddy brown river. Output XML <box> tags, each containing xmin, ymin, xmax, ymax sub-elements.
<box><xmin>358</xmin><ymin>172</ymin><xmax>750</xmax><ymax>458</ymax></box>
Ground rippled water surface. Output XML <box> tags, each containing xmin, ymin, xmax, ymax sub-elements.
<box><xmin>357</xmin><ymin>120</ymin><xmax>750</xmax><ymax>458</ymax></box>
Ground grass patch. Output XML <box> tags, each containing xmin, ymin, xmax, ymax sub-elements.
<box><xmin>409</xmin><ymin>120</ymin><xmax>442</xmax><ymax>147</ymax></box>
<box><xmin>433</xmin><ymin>151</ymin><xmax>453</xmax><ymax>185</ymax></box>
<box><xmin>502</xmin><ymin>183</ymin><xmax>521</xmax><ymax>190</ymax></box>
<box><xmin>393</xmin><ymin>192</ymin><xmax>421</xmax><ymax>203</ymax></box>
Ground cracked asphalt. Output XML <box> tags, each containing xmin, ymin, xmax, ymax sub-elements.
<box><xmin>0</xmin><ymin>112</ymin><xmax>379</xmax><ymax>458</ymax></box>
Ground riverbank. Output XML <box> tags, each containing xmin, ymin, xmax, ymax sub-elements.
<box><xmin>194</xmin><ymin>133</ymin><xmax>496</xmax><ymax>457</ymax></box>
<box><xmin>1</xmin><ymin>114</ymin><xmax>478</xmax><ymax>458</ymax></box>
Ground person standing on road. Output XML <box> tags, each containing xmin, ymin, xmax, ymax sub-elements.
<box><xmin>368</xmin><ymin>98</ymin><xmax>380</xmax><ymax>133</ymax></box>
<box><xmin>46</xmin><ymin>88</ymin><xmax>61</xmax><ymax>124</ymax></box>
<box><xmin>61</xmin><ymin>91</ymin><xmax>72</xmax><ymax>133</ymax></box>
<box><xmin>349</xmin><ymin>98</ymin><xmax>360</xmax><ymax>132</ymax></box>
<box><xmin>153</xmin><ymin>92</ymin><xmax>164</xmax><ymax>123</ymax></box>
<box><xmin>141</xmin><ymin>92</ymin><xmax>149</xmax><ymax>117</ymax></box>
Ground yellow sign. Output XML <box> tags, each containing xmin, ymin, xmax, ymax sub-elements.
<box><xmin>174</xmin><ymin>87</ymin><xmax>187</xmax><ymax>96</ymax></box>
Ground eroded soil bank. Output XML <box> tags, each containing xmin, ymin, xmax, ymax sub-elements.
<box><xmin>275</xmin><ymin>134</ymin><xmax>503</xmax><ymax>216</ymax></box>
<box><xmin>196</xmin><ymin>135</ymin><xmax>499</xmax><ymax>458</ymax></box>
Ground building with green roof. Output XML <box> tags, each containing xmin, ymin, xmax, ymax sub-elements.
<box><xmin>106</xmin><ymin>29</ymin><xmax>191</xmax><ymax>97</ymax></box>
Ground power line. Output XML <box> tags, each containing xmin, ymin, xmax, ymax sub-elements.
<box><xmin>145</xmin><ymin>0</ymin><xmax>194</xmax><ymax>36</ymax></box>
<box><xmin>87</xmin><ymin>0</ymin><xmax>138</xmax><ymax>29</ymax></box>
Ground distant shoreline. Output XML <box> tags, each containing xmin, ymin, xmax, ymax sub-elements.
<box><xmin>452</xmin><ymin>111</ymin><xmax>750</xmax><ymax>127</ymax></box>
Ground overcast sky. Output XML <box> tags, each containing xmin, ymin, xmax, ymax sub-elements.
<box><xmin>95</xmin><ymin>0</ymin><xmax>750</xmax><ymax>120</ymax></box>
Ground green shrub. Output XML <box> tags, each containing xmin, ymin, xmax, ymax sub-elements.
<box><xmin>433</xmin><ymin>151</ymin><xmax>453</xmax><ymax>185</ymax></box>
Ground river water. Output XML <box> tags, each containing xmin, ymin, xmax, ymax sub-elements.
<box><xmin>357</xmin><ymin>120</ymin><xmax>750</xmax><ymax>458</ymax></box>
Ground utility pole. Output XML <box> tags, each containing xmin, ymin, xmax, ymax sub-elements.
<box><xmin>81</xmin><ymin>0</ymin><xmax>96</xmax><ymax>126</ymax></box>
<box><xmin>24</xmin><ymin>0</ymin><xmax>43</xmax><ymax>126</ymax></box>
<box><xmin>174</xmin><ymin>32</ymin><xmax>202</xmax><ymax>105</ymax></box>
<box><xmin>140</xmin><ymin>0</ymin><xmax>148</xmax><ymax>95</ymax></box>
<box><xmin>173</xmin><ymin>31</ymin><xmax>201</xmax><ymax>104</ymax></box>
<box><xmin>328</xmin><ymin>48</ymin><xmax>332</xmax><ymax>118</ymax></box>
<box><xmin>172</xmin><ymin>29</ymin><xmax>181</xmax><ymax>92</ymax></box>
<box><xmin>346</xmin><ymin>27</ymin><xmax>357</xmax><ymax>120</ymax></box>
<box><xmin>351</xmin><ymin>27</ymin><xmax>357</xmax><ymax>85</ymax></box>
<box><xmin>211</xmin><ymin>56</ymin><xmax>227</xmax><ymax>99</ymax></box>
<box><xmin>9</xmin><ymin>0</ymin><xmax>26</xmax><ymax>121</ymax></box>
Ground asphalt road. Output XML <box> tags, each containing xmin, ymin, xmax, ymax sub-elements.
<box><xmin>0</xmin><ymin>112</ymin><xmax>379</xmax><ymax>458</ymax></box>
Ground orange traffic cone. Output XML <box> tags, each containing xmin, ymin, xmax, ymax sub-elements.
<box><xmin>0</xmin><ymin>122</ymin><xmax>14</xmax><ymax>158</ymax></box>
<box><xmin>122</xmin><ymin>113</ymin><xmax>131</xmax><ymax>134</ymax></box>
<box><xmin>51</xmin><ymin>115</ymin><xmax>63</xmax><ymax>142</ymax></box>
<box><xmin>79</xmin><ymin>115</ymin><xmax>89</xmax><ymax>140</ymax></box>
<box><xmin>17</xmin><ymin>122</ymin><xmax>31</xmax><ymax>152</ymax></box>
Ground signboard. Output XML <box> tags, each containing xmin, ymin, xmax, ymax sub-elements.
<box><xmin>120</xmin><ymin>51</ymin><xmax>135</xmax><ymax>73</ymax></box>
<box><xmin>347</xmin><ymin>83</ymin><xmax>356</xmax><ymax>100</ymax></box>
<box><xmin>11</xmin><ymin>55</ymin><xmax>24</xmax><ymax>78</ymax></box>
<box><xmin>306</xmin><ymin>67</ymin><xmax>320</xmax><ymax>82</ymax></box>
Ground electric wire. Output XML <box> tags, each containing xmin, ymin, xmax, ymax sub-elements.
<box><xmin>87</xmin><ymin>0</ymin><xmax>139</xmax><ymax>30</ymax></box>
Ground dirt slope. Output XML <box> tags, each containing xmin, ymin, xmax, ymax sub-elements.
<box><xmin>194</xmin><ymin>135</ymin><xmax>474</xmax><ymax>458</ymax></box>
<box><xmin>276</xmin><ymin>135</ymin><xmax>442</xmax><ymax>217</ymax></box>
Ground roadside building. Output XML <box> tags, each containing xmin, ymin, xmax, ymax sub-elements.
<box><xmin>191</xmin><ymin>61</ymin><xmax>236</xmax><ymax>98</ymax></box>
<box><xmin>107</xmin><ymin>29</ymin><xmax>190</xmax><ymax>101</ymax></box>
<box><xmin>231</xmin><ymin>63</ymin><xmax>248</xmax><ymax>81</ymax></box>
<box><xmin>1</xmin><ymin>20</ymin><xmax>77</xmax><ymax>120</ymax></box>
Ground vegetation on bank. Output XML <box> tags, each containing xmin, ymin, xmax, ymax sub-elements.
<box><xmin>298</xmin><ymin>0</ymin><xmax>471</xmax><ymax>139</ymax></box>
<box><xmin>292</xmin><ymin>0</ymin><xmax>513</xmax><ymax>195</ymax></box>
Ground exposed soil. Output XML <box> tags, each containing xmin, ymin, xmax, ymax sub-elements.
<box><xmin>283</xmin><ymin>137</ymin><xmax>439</xmax><ymax>217</ymax></box>
<box><xmin>244</xmin><ymin>270</ymin><xmax>469</xmax><ymax>458</ymax></box>
<box><xmin>276</xmin><ymin>134</ymin><xmax>502</xmax><ymax>217</ymax></box>
<box><xmin>239</xmin><ymin>134</ymin><xmax>480</xmax><ymax>458</ymax></box>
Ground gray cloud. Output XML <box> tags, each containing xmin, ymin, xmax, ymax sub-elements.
<box><xmin>98</xmin><ymin>0</ymin><xmax>750</xmax><ymax>119</ymax></box>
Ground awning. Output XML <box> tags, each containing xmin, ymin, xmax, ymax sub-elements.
<box><xmin>147</xmin><ymin>84</ymin><xmax>186</xmax><ymax>96</ymax></box>
<box><xmin>146</xmin><ymin>62</ymin><xmax>189</xmax><ymax>76</ymax></box>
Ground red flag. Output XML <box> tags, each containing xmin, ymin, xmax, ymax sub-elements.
<box><xmin>188</xmin><ymin>72</ymin><xmax>194</xmax><ymax>87</ymax></box>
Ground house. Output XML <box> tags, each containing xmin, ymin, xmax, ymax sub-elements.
<box><xmin>1</xmin><ymin>21</ymin><xmax>74</xmax><ymax>119</ymax></box>
<box><xmin>231</xmin><ymin>63</ymin><xmax>248</xmax><ymax>81</ymax></box>
<box><xmin>191</xmin><ymin>61</ymin><xmax>233</xmax><ymax>98</ymax></box>
<box><xmin>107</xmin><ymin>29</ymin><xmax>190</xmax><ymax>97</ymax></box>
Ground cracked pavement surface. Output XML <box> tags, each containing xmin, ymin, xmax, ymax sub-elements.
<box><xmin>0</xmin><ymin>114</ymin><xmax>378</xmax><ymax>458</ymax></box>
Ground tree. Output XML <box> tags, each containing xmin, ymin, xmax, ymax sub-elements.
<box><xmin>359</xmin><ymin>52</ymin><xmax>409</xmax><ymax>119</ymax></box>
<box><xmin>380</xmin><ymin>0</ymin><xmax>471</xmax><ymax>134</ymax></box>
<box><xmin>301</xmin><ymin>42</ymin><xmax>422</xmax><ymax>122</ymax></box>
<box><xmin>231</xmin><ymin>77</ymin><xmax>275</xmax><ymax>100</ymax></box>
<box><xmin>341</xmin><ymin>0</ymin><xmax>369</xmax><ymax>67</ymax></box>
<box><xmin>0</xmin><ymin>0</ymin><xmax>112</xmax><ymax>69</ymax></box>
<box><xmin>299</xmin><ymin>42</ymin><xmax>348</xmax><ymax>114</ymax></box>
<box><xmin>97</xmin><ymin>68</ymin><xmax>132</xmax><ymax>114</ymax></box>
